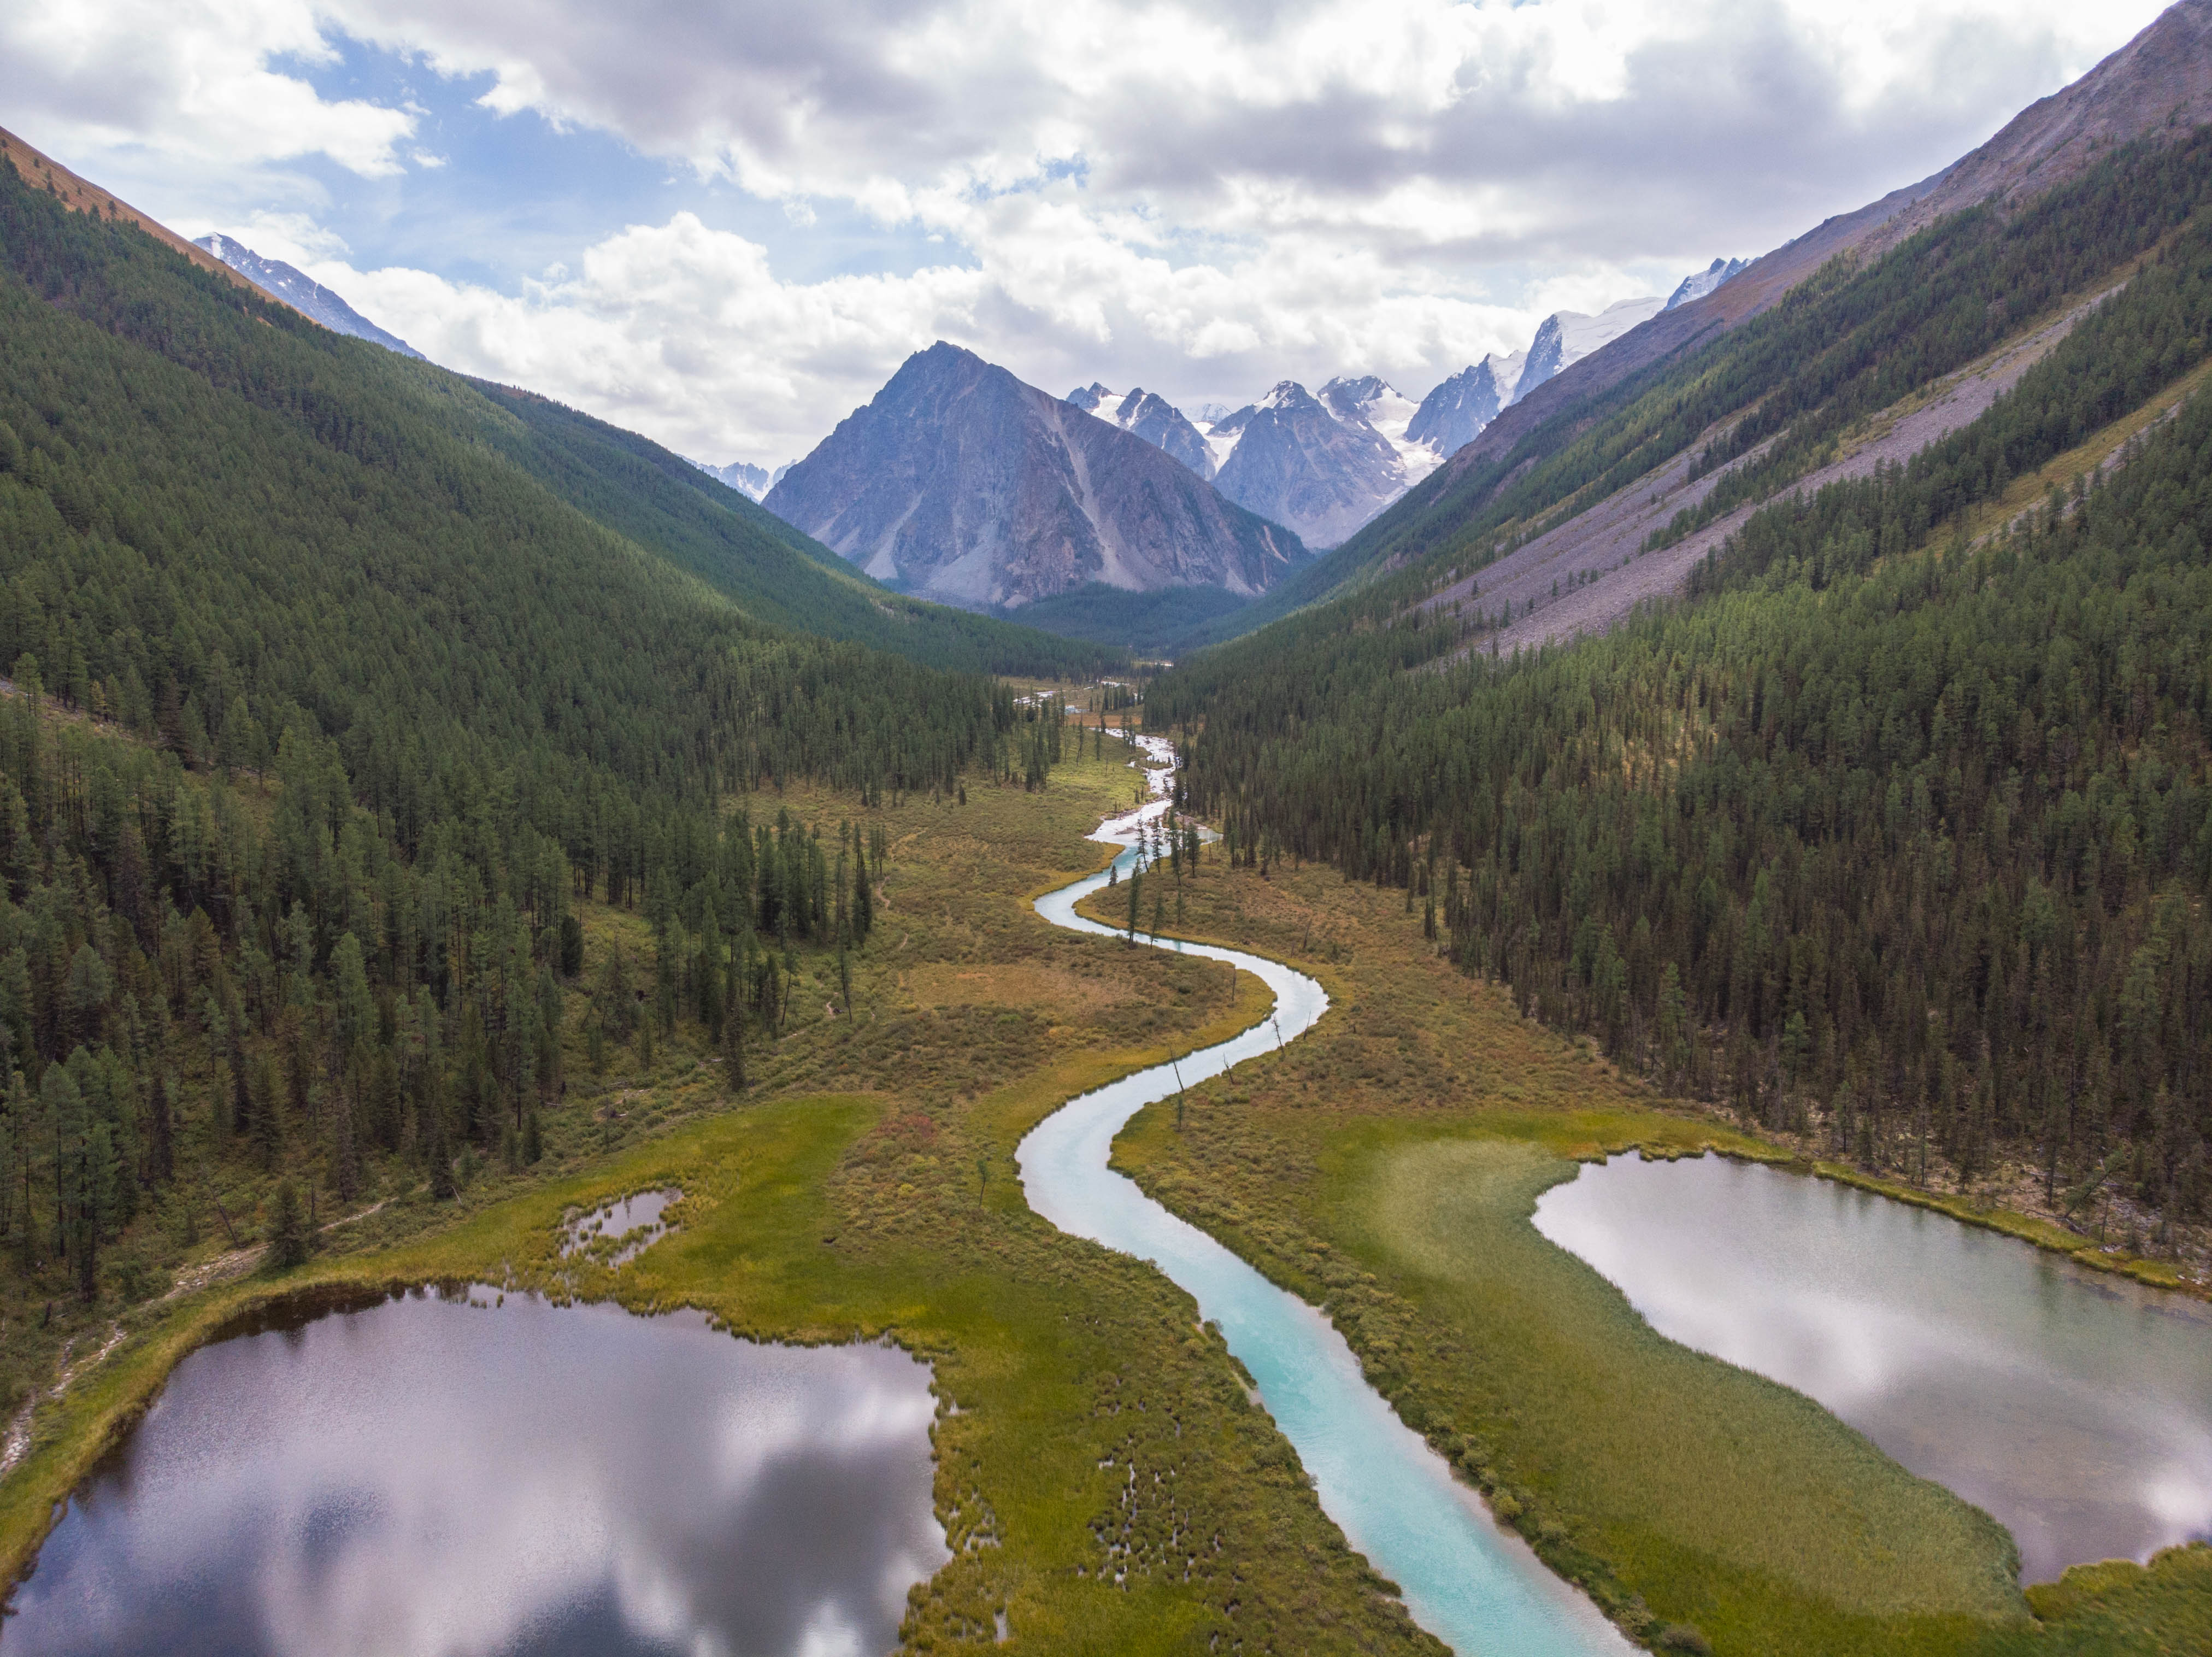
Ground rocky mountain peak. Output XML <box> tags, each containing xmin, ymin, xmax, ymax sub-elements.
<box><xmin>1206</xmin><ymin>378</ymin><xmax>1409</xmax><ymax>548</ymax></box>
<box><xmin>762</xmin><ymin>343</ymin><xmax>1303</xmax><ymax>608</ymax></box>
<box><xmin>1666</xmin><ymin>257</ymin><xmax>1748</xmax><ymax>310</ymax></box>
<box><xmin>1066</xmin><ymin>383</ymin><xmax>1215</xmax><ymax>478</ymax></box>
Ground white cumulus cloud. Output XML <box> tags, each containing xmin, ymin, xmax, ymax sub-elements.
<box><xmin>1</xmin><ymin>0</ymin><xmax>2176</xmax><ymax>468</ymax></box>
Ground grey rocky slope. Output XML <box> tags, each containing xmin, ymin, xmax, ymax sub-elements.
<box><xmin>1393</xmin><ymin>0</ymin><xmax>2212</xmax><ymax>660</ymax></box>
<box><xmin>1067</xmin><ymin>385</ymin><xmax>1216</xmax><ymax>478</ymax></box>
<box><xmin>192</xmin><ymin>234</ymin><xmax>422</xmax><ymax>359</ymax></box>
<box><xmin>763</xmin><ymin>342</ymin><xmax>1306</xmax><ymax>609</ymax></box>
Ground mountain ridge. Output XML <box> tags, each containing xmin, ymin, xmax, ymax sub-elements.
<box><xmin>0</xmin><ymin>125</ymin><xmax>276</xmax><ymax>307</ymax></box>
<box><xmin>766</xmin><ymin>342</ymin><xmax>1306</xmax><ymax>608</ymax></box>
<box><xmin>193</xmin><ymin>233</ymin><xmax>422</xmax><ymax>359</ymax></box>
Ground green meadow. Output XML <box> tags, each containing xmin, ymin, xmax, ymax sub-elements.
<box><xmin>1099</xmin><ymin>854</ymin><xmax>2212</xmax><ymax>1657</ymax></box>
<box><xmin>9</xmin><ymin>728</ymin><xmax>2208</xmax><ymax>1656</ymax></box>
<box><xmin>0</xmin><ymin>742</ymin><xmax>1439</xmax><ymax>1656</ymax></box>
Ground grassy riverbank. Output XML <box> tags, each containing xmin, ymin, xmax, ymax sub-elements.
<box><xmin>1093</xmin><ymin>855</ymin><xmax>2212</xmax><ymax>1657</ymax></box>
<box><xmin>1</xmin><ymin>740</ymin><xmax>1446</xmax><ymax>1657</ymax></box>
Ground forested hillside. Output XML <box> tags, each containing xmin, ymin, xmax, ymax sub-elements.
<box><xmin>0</xmin><ymin>150</ymin><xmax>1079</xmax><ymax>1321</ymax></box>
<box><xmin>1164</xmin><ymin>129</ymin><xmax>2212</xmax><ymax>684</ymax></box>
<box><xmin>469</xmin><ymin>381</ymin><xmax>1121</xmax><ymax>678</ymax></box>
<box><xmin>1163</xmin><ymin>133</ymin><xmax>2212</xmax><ymax>1233</ymax></box>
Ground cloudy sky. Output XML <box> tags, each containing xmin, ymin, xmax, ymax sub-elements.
<box><xmin>0</xmin><ymin>0</ymin><xmax>2168</xmax><ymax>470</ymax></box>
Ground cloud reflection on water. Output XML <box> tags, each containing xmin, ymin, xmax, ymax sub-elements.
<box><xmin>1535</xmin><ymin>1155</ymin><xmax>2212</xmax><ymax>1582</ymax></box>
<box><xmin>6</xmin><ymin>1289</ymin><xmax>946</xmax><ymax>1657</ymax></box>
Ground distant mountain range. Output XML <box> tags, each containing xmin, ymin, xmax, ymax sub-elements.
<box><xmin>690</xmin><ymin>457</ymin><xmax>791</xmax><ymax>502</ymax></box>
<box><xmin>191</xmin><ymin>234</ymin><xmax>422</xmax><ymax>359</ymax></box>
<box><xmin>750</xmin><ymin>264</ymin><xmax>1752</xmax><ymax>612</ymax></box>
<box><xmin>762</xmin><ymin>342</ymin><xmax>1307</xmax><ymax>609</ymax></box>
<box><xmin>1034</xmin><ymin>267</ymin><xmax>1741</xmax><ymax>549</ymax></box>
<box><xmin>1399</xmin><ymin>279</ymin><xmax>1750</xmax><ymax>462</ymax></box>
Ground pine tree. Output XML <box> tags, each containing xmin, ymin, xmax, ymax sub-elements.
<box><xmin>146</xmin><ymin>1070</ymin><xmax>174</xmax><ymax>1185</ymax></box>
<box><xmin>266</xmin><ymin>1180</ymin><xmax>308</xmax><ymax>1270</ymax></box>
<box><xmin>425</xmin><ymin>1074</ymin><xmax>456</xmax><ymax>1201</ymax></box>
<box><xmin>332</xmin><ymin>1071</ymin><xmax>361</xmax><ymax>1201</ymax></box>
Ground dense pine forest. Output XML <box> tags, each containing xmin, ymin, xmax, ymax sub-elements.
<box><xmin>0</xmin><ymin>153</ymin><xmax>1083</xmax><ymax>1322</ymax></box>
<box><xmin>1162</xmin><ymin>136</ymin><xmax>2212</xmax><ymax>1235</ymax></box>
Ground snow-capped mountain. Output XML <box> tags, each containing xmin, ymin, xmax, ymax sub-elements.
<box><xmin>690</xmin><ymin>457</ymin><xmax>791</xmax><ymax>501</ymax></box>
<box><xmin>1405</xmin><ymin>263</ymin><xmax>1742</xmax><ymax>461</ymax></box>
<box><xmin>1666</xmin><ymin>257</ymin><xmax>1749</xmax><ymax>310</ymax></box>
<box><xmin>1067</xmin><ymin>384</ymin><xmax>1216</xmax><ymax>478</ymax></box>
<box><xmin>191</xmin><ymin>234</ymin><xmax>422</xmax><ymax>359</ymax></box>
<box><xmin>1404</xmin><ymin>352</ymin><xmax>1526</xmax><ymax>460</ymax></box>
<box><xmin>1199</xmin><ymin>378</ymin><xmax>1426</xmax><ymax>548</ymax></box>
<box><xmin>1318</xmin><ymin>376</ymin><xmax>1446</xmax><ymax>492</ymax></box>
<box><xmin>1516</xmin><ymin>297</ymin><xmax>1668</xmax><ymax>401</ymax></box>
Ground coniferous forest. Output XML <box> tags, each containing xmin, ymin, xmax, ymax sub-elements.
<box><xmin>1161</xmin><ymin>134</ymin><xmax>2212</xmax><ymax>1237</ymax></box>
<box><xmin>0</xmin><ymin>152</ymin><xmax>1078</xmax><ymax>1308</ymax></box>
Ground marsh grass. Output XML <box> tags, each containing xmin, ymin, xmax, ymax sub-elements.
<box><xmin>1102</xmin><ymin>851</ymin><xmax>2212</xmax><ymax>1656</ymax></box>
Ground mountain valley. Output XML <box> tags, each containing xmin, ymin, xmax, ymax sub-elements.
<box><xmin>4</xmin><ymin>8</ymin><xmax>2212</xmax><ymax>1657</ymax></box>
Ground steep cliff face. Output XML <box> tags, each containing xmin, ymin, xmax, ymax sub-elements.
<box><xmin>764</xmin><ymin>343</ymin><xmax>1307</xmax><ymax>608</ymax></box>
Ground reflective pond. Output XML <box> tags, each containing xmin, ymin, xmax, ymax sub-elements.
<box><xmin>560</xmin><ymin>1189</ymin><xmax>681</xmax><ymax>1266</ymax></box>
<box><xmin>1534</xmin><ymin>1154</ymin><xmax>2212</xmax><ymax>1583</ymax></box>
<box><xmin>3</xmin><ymin>1287</ymin><xmax>946</xmax><ymax>1656</ymax></box>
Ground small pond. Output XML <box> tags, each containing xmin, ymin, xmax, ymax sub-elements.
<box><xmin>1533</xmin><ymin>1154</ymin><xmax>2212</xmax><ymax>1583</ymax></box>
<box><xmin>3</xmin><ymin>1286</ymin><xmax>947</xmax><ymax>1655</ymax></box>
<box><xmin>561</xmin><ymin>1188</ymin><xmax>681</xmax><ymax>1265</ymax></box>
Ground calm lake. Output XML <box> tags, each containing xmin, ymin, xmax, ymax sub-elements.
<box><xmin>2</xmin><ymin>1287</ymin><xmax>946</xmax><ymax>1656</ymax></box>
<box><xmin>1534</xmin><ymin>1154</ymin><xmax>2212</xmax><ymax>1583</ymax></box>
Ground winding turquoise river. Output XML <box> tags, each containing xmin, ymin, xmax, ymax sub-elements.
<box><xmin>1019</xmin><ymin>768</ymin><xmax>1629</xmax><ymax>1657</ymax></box>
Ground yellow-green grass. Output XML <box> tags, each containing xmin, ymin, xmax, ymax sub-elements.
<box><xmin>2</xmin><ymin>737</ymin><xmax>1443</xmax><ymax>1656</ymax></box>
<box><xmin>1100</xmin><ymin>851</ymin><xmax>2211</xmax><ymax>1656</ymax></box>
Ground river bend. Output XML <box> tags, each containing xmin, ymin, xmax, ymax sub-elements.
<box><xmin>1017</xmin><ymin>750</ymin><xmax>1626</xmax><ymax>1657</ymax></box>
